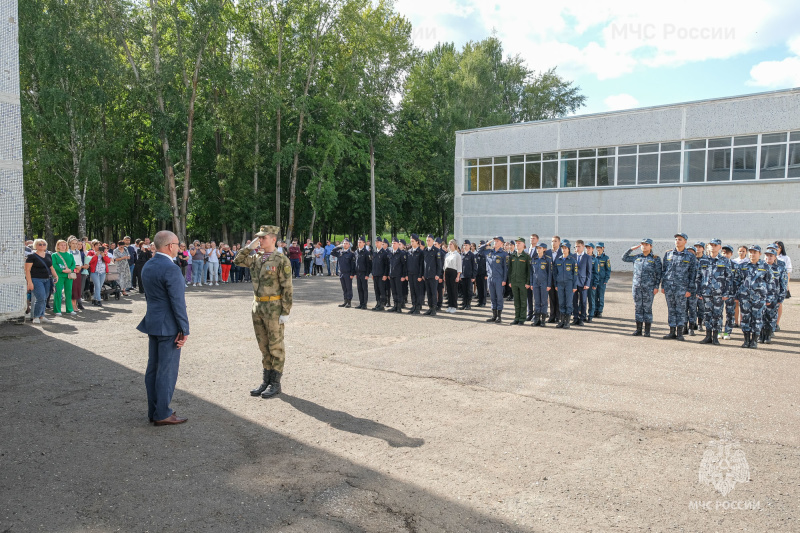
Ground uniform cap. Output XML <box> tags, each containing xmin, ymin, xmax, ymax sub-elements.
<box><xmin>748</xmin><ymin>244</ymin><xmax>761</xmax><ymax>252</ymax></box>
<box><xmin>426</xmin><ymin>234</ymin><xmax>435</xmax><ymax>241</ymax></box>
<box><xmin>479</xmin><ymin>240</ymin><xmax>486</xmax><ymax>245</ymax></box>
<box><xmin>358</xmin><ymin>236</ymin><xmax>366</xmax><ymax>242</ymax></box>
<box><xmin>596</xmin><ymin>242</ymin><xmax>605</xmax><ymax>248</ymax></box>
<box><xmin>694</xmin><ymin>241</ymin><xmax>706</xmax><ymax>248</ymax></box>
<box><xmin>254</xmin><ymin>225</ymin><xmax>280</xmax><ymax>237</ymax></box>
<box><xmin>463</xmin><ymin>239</ymin><xmax>471</xmax><ymax>245</ymax></box>
<box><xmin>765</xmin><ymin>247</ymin><xmax>777</xmax><ymax>255</ymax></box>
<box><xmin>674</xmin><ymin>233</ymin><xmax>688</xmax><ymax>240</ymax></box>
<box><xmin>400</xmin><ymin>239</ymin><xmax>407</xmax><ymax>245</ymax></box>
<box><xmin>721</xmin><ymin>244</ymin><xmax>733</xmax><ymax>252</ymax></box>
<box><xmin>342</xmin><ymin>238</ymin><xmax>350</xmax><ymax>244</ymax></box>
<box><xmin>434</xmin><ymin>237</ymin><xmax>443</xmax><ymax>244</ymax></box>
<box><xmin>536</xmin><ymin>242</ymin><xmax>548</xmax><ymax>249</ymax></box>
<box><xmin>641</xmin><ymin>238</ymin><xmax>654</xmax><ymax>245</ymax></box>
<box><xmin>561</xmin><ymin>239</ymin><xmax>571</xmax><ymax>248</ymax></box>
<box><xmin>709</xmin><ymin>238</ymin><xmax>722</xmax><ymax>245</ymax></box>
<box><xmin>410</xmin><ymin>234</ymin><xmax>420</xmax><ymax>242</ymax></box>
<box><xmin>586</xmin><ymin>242</ymin><xmax>595</xmax><ymax>248</ymax></box>
<box><xmin>493</xmin><ymin>236</ymin><xmax>505</xmax><ymax>243</ymax></box>
<box><xmin>516</xmin><ymin>237</ymin><xmax>526</xmax><ymax>243</ymax></box>
<box><xmin>392</xmin><ymin>237</ymin><xmax>399</xmax><ymax>243</ymax></box>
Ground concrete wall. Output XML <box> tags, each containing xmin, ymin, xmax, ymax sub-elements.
<box><xmin>454</xmin><ymin>89</ymin><xmax>800</xmax><ymax>270</ymax></box>
<box><xmin>0</xmin><ymin>0</ymin><xmax>25</xmax><ymax>321</ymax></box>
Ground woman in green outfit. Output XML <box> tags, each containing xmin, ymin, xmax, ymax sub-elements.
<box><xmin>52</xmin><ymin>239</ymin><xmax>77</xmax><ymax>316</ymax></box>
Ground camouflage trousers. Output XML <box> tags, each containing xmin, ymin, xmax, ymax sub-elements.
<box><xmin>252</xmin><ymin>302</ymin><xmax>285</xmax><ymax>372</ymax></box>
<box><xmin>686</xmin><ymin>294</ymin><xmax>700</xmax><ymax>323</ymax></box>
<box><xmin>764</xmin><ymin>297</ymin><xmax>780</xmax><ymax>330</ymax></box>
<box><xmin>632</xmin><ymin>286</ymin><xmax>655</xmax><ymax>323</ymax></box>
<box><xmin>664</xmin><ymin>289</ymin><xmax>688</xmax><ymax>327</ymax></box>
<box><xmin>724</xmin><ymin>298</ymin><xmax>736</xmax><ymax>334</ymax></box>
<box><xmin>700</xmin><ymin>293</ymin><xmax>725</xmax><ymax>331</ymax></box>
<box><xmin>739</xmin><ymin>297</ymin><xmax>766</xmax><ymax>334</ymax></box>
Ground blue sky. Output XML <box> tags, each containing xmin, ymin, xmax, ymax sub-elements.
<box><xmin>394</xmin><ymin>0</ymin><xmax>800</xmax><ymax>115</ymax></box>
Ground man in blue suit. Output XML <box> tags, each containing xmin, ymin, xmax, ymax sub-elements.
<box><xmin>572</xmin><ymin>239</ymin><xmax>592</xmax><ymax>325</ymax></box>
<box><xmin>137</xmin><ymin>231</ymin><xmax>190</xmax><ymax>426</ymax></box>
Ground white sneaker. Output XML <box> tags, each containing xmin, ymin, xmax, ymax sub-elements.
<box><xmin>32</xmin><ymin>318</ymin><xmax>41</xmax><ymax>324</ymax></box>
<box><xmin>54</xmin><ymin>312</ymin><xmax>62</xmax><ymax>317</ymax></box>
<box><xmin>69</xmin><ymin>311</ymin><xmax>78</xmax><ymax>316</ymax></box>
<box><xmin>40</xmin><ymin>316</ymin><xmax>52</xmax><ymax>323</ymax></box>
<box><xmin>215</xmin><ymin>282</ymin><xmax>219</xmax><ymax>286</ymax></box>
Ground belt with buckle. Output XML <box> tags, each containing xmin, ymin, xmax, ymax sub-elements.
<box><xmin>254</xmin><ymin>295</ymin><xmax>282</xmax><ymax>302</ymax></box>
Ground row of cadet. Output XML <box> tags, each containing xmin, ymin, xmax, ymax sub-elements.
<box><xmin>328</xmin><ymin>234</ymin><xmax>612</xmax><ymax>327</ymax></box>
<box><xmin>623</xmin><ymin>235</ymin><xmax>790</xmax><ymax>349</ymax></box>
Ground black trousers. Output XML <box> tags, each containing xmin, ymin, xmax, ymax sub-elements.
<box><xmin>425</xmin><ymin>278</ymin><xmax>438</xmax><ymax>309</ymax></box>
<box><xmin>476</xmin><ymin>276</ymin><xmax>487</xmax><ymax>305</ymax></box>
<box><xmin>356</xmin><ymin>274</ymin><xmax>369</xmax><ymax>306</ymax></box>
<box><xmin>526</xmin><ymin>287</ymin><xmax>534</xmax><ymax>318</ymax></box>
<box><xmin>410</xmin><ymin>276</ymin><xmax>424</xmax><ymax>306</ymax></box>
<box><xmin>390</xmin><ymin>277</ymin><xmax>403</xmax><ymax>305</ymax></box>
<box><xmin>340</xmin><ymin>275</ymin><xmax>353</xmax><ymax>300</ymax></box>
<box><xmin>445</xmin><ymin>268</ymin><xmax>459</xmax><ymax>308</ymax></box>
<box><xmin>460</xmin><ymin>276</ymin><xmax>473</xmax><ymax>307</ymax></box>
<box><xmin>548</xmin><ymin>284</ymin><xmax>560</xmax><ymax>320</ymax></box>
<box><xmin>372</xmin><ymin>277</ymin><xmax>385</xmax><ymax>306</ymax></box>
<box><xmin>402</xmin><ymin>279</ymin><xmax>409</xmax><ymax>302</ymax></box>
<box><xmin>384</xmin><ymin>278</ymin><xmax>392</xmax><ymax>304</ymax></box>
<box><xmin>437</xmin><ymin>278</ymin><xmax>444</xmax><ymax>308</ymax></box>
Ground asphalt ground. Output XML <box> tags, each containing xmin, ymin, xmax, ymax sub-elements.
<box><xmin>1</xmin><ymin>274</ymin><xmax>799</xmax><ymax>532</ymax></box>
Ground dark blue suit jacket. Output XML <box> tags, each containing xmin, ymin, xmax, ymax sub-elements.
<box><xmin>575</xmin><ymin>253</ymin><xmax>592</xmax><ymax>288</ymax></box>
<box><xmin>137</xmin><ymin>254</ymin><xmax>190</xmax><ymax>336</ymax></box>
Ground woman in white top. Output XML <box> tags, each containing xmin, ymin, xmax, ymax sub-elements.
<box><xmin>206</xmin><ymin>242</ymin><xmax>220</xmax><ymax>285</ymax></box>
<box><xmin>775</xmin><ymin>240</ymin><xmax>792</xmax><ymax>329</ymax></box>
<box><xmin>68</xmin><ymin>236</ymin><xmax>86</xmax><ymax>311</ymax></box>
<box><xmin>443</xmin><ymin>239</ymin><xmax>462</xmax><ymax>313</ymax></box>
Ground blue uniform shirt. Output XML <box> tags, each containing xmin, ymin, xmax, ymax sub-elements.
<box><xmin>553</xmin><ymin>255</ymin><xmax>578</xmax><ymax>289</ymax></box>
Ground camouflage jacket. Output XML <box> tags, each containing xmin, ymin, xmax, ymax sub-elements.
<box><xmin>622</xmin><ymin>249</ymin><xmax>662</xmax><ymax>290</ymax></box>
<box><xmin>234</xmin><ymin>249</ymin><xmax>293</xmax><ymax>315</ymax></box>
<box><xmin>736</xmin><ymin>260</ymin><xmax>773</xmax><ymax>302</ymax></box>
<box><xmin>695</xmin><ymin>254</ymin><xmax>733</xmax><ymax>297</ymax></box>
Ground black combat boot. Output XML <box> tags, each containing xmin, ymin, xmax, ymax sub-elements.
<box><xmin>562</xmin><ymin>317</ymin><xmax>570</xmax><ymax>329</ymax></box>
<box><xmin>644</xmin><ymin>323</ymin><xmax>652</xmax><ymax>337</ymax></box>
<box><xmin>663</xmin><ymin>326</ymin><xmax>677</xmax><ymax>339</ymax></box>
<box><xmin>632</xmin><ymin>322</ymin><xmax>643</xmax><ymax>336</ymax></box>
<box><xmin>697</xmin><ymin>321</ymin><xmax>703</xmax><ymax>332</ymax></box>
<box><xmin>547</xmin><ymin>314</ymin><xmax>557</xmax><ymax>324</ymax></box>
<box><xmin>749</xmin><ymin>333</ymin><xmax>758</xmax><ymax>349</ymax></box>
<box><xmin>485</xmin><ymin>309</ymin><xmax>497</xmax><ymax>322</ymax></box>
<box><xmin>372</xmin><ymin>301</ymin><xmax>381</xmax><ymax>311</ymax></box>
<box><xmin>699</xmin><ymin>329</ymin><xmax>713</xmax><ymax>344</ymax></box>
<box><xmin>539</xmin><ymin>313</ymin><xmax>547</xmax><ymax>327</ymax></box>
<box><xmin>712</xmin><ymin>330</ymin><xmax>720</xmax><ymax>345</ymax></box>
<box><xmin>555</xmin><ymin>316</ymin><xmax>565</xmax><ymax>328</ymax></box>
<box><xmin>741</xmin><ymin>332</ymin><xmax>750</xmax><ymax>348</ymax></box>
<box><xmin>261</xmin><ymin>371</ymin><xmax>282</xmax><ymax>398</ymax></box>
<box><xmin>675</xmin><ymin>325</ymin><xmax>685</xmax><ymax>341</ymax></box>
<box><xmin>764</xmin><ymin>327</ymin><xmax>773</xmax><ymax>344</ymax></box>
<box><xmin>344</xmin><ymin>299</ymin><xmax>351</xmax><ymax>308</ymax></box>
<box><xmin>250</xmin><ymin>369</ymin><xmax>271</xmax><ymax>397</ymax></box>
<box><xmin>686</xmin><ymin>322</ymin><xmax>695</xmax><ymax>336</ymax></box>
<box><xmin>338</xmin><ymin>300</ymin><xmax>348</xmax><ymax>307</ymax></box>
<box><xmin>532</xmin><ymin>313</ymin><xmax>541</xmax><ymax>327</ymax></box>
<box><xmin>495</xmin><ymin>310</ymin><xmax>502</xmax><ymax>324</ymax></box>
<box><xmin>395</xmin><ymin>302</ymin><xmax>402</xmax><ymax>314</ymax></box>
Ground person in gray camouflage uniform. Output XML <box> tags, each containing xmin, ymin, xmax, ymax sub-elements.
<box><xmin>695</xmin><ymin>239</ymin><xmax>732</xmax><ymax>346</ymax></box>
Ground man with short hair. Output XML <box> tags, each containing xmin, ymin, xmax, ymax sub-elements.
<box><xmin>422</xmin><ymin>235</ymin><xmax>443</xmax><ymax>315</ymax></box>
<box><xmin>548</xmin><ymin>236</ymin><xmax>563</xmax><ymax>323</ymax></box>
<box><xmin>137</xmin><ymin>230</ymin><xmax>190</xmax><ymax>426</ymax></box>
<box><xmin>434</xmin><ymin>238</ymin><xmax>446</xmax><ymax>310</ymax></box>
<box><xmin>387</xmin><ymin>238</ymin><xmax>408</xmax><ymax>313</ymax></box>
<box><xmin>332</xmin><ymin>239</ymin><xmax>355</xmax><ymax>307</ymax></box>
<box><xmin>572</xmin><ymin>240</ymin><xmax>592</xmax><ymax>326</ymax></box>
<box><xmin>370</xmin><ymin>237</ymin><xmax>389</xmax><ymax>311</ymax></box>
<box><xmin>406</xmin><ymin>235</ymin><xmax>425</xmax><ymax>314</ymax></box>
<box><xmin>525</xmin><ymin>234</ymin><xmax>540</xmax><ymax>320</ymax></box>
<box><xmin>477</xmin><ymin>236</ymin><xmax>509</xmax><ymax>323</ymax></box>
<box><xmin>594</xmin><ymin>242</ymin><xmax>611</xmax><ymax>317</ymax></box>
<box><xmin>459</xmin><ymin>241</ymin><xmax>476</xmax><ymax>310</ymax></box>
<box><xmin>353</xmin><ymin>237</ymin><xmax>372</xmax><ymax>309</ymax></box>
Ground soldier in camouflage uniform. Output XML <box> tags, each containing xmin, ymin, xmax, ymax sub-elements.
<box><xmin>234</xmin><ymin>225</ymin><xmax>293</xmax><ymax>398</ymax></box>
<box><xmin>737</xmin><ymin>245</ymin><xmax>773</xmax><ymax>349</ymax></box>
<box><xmin>695</xmin><ymin>239</ymin><xmax>732</xmax><ymax>346</ymax></box>
<box><xmin>622</xmin><ymin>238</ymin><xmax>662</xmax><ymax>337</ymax></box>
<box><xmin>685</xmin><ymin>241</ymin><xmax>708</xmax><ymax>336</ymax></box>
<box><xmin>720</xmin><ymin>245</ymin><xmax>738</xmax><ymax>340</ymax></box>
<box><xmin>660</xmin><ymin>233</ymin><xmax>697</xmax><ymax>341</ymax></box>
<box><xmin>762</xmin><ymin>247</ymin><xmax>788</xmax><ymax>344</ymax></box>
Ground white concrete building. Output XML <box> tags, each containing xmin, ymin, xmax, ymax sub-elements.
<box><xmin>453</xmin><ymin>88</ymin><xmax>800</xmax><ymax>270</ymax></box>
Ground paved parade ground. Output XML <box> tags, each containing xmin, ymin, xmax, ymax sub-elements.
<box><xmin>2</xmin><ymin>274</ymin><xmax>799</xmax><ymax>532</ymax></box>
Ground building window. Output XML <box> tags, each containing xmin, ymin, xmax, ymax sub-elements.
<box><xmin>638</xmin><ymin>153</ymin><xmax>658</xmax><ymax>184</ymax></box>
<box><xmin>560</xmin><ymin>152</ymin><xmax>576</xmax><ymax>187</ymax></box>
<box><xmin>760</xmin><ymin>144</ymin><xmax>786</xmax><ymax>179</ymax></box>
<box><xmin>789</xmin><ymin>142</ymin><xmax>800</xmax><ymax>178</ymax></box>
<box><xmin>660</xmin><ymin>151</ymin><xmax>681</xmax><ymax>183</ymax></box>
<box><xmin>542</xmin><ymin>153</ymin><xmax>558</xmax><ymax>189</ymax></box>
<box><xmin>684</xmin><ymin>145</ymin><xmax>706</xmax><ymax>182</ymax></box>
<box><xmin>618</xmin><ymin>155</ymin><xmax>636</xmax><ymax>185</ymax></box>
<box><xmin>493</xmin><ymin>156</ymin><xmax>508</xmax><ymax>190</ymax></box>
<box><xmin>478</xmin><ymin>161</ymin><xmax>492</xmax><ymax>191</ymax></box>
<box><xmin>578</xmin><ymin>158</ymin><xmax>596</xmax><ymax>187</ymax></box>
<box><xmin>597</xmin><ymin>157</ymin><xmax>614</xmax><ymax>186</ymax></box>
<box><xmin>464</xmin><ymin>159</ymin><xmax>477</xmax><ymax>191</ymax></box>
<box><xmin>732</xmin><ymin>146</ymin><xmax>757</xmax><ymax>181</ymax></box>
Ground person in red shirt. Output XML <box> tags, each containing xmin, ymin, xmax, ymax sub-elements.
<box><xmin>89</xmin><ymin>245</ymin><xmax>112</xmax><ymax>306</ymax></box>
<box><xmin>288</xmin><ymin>240</ymin><xmax>302</xmax><ymax>278</ymax></box>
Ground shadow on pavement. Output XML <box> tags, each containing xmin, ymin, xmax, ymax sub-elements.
<box><xmin>0</xmin><ymin>324</ymin><xmax>522</xmax><ymax>532</ymax></box>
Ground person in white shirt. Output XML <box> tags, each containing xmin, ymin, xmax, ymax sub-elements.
<box><xmin>206</xmin><ymin>241</ymin><xmax>220</xmax><ymax>285</ymax></box>
<box><xmin>443</xmin><ymin>239</ymin><xmax>462</xmax><ymax>313</ymax></box>
<box><xmin>775</xmin><ymin>240</ymin><xmax>792</xmax><ymax>330</ymax></box>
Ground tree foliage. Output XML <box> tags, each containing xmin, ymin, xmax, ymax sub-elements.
<box><xmin>20</xmin><ymin>2</ymin><xmax>585</xmax><ymax>243</ymax></box>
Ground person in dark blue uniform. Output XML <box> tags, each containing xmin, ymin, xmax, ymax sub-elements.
<box><xmin>571</xmin><ymin>240</ymin><xmax>592</xmax><ymax>326</ymax></box>
<box><xmin>434</xmin><ymin>238</ymin><xmax>446</xmax><ymax>310</ymax></box>
<box><xmin>406</xmin><ymin>235</ymin><xmax>425</xmax><ymax>314</ymax></box>
<box><xmin>387</xmin><ymin>237</ymin><xmax>408</xmax><ymax>313</ymax></box>
<box><xmin>331</xmin><ymin>239</ymin><xmax>355</xmax><ymax>307</ymax></box>
<box><xmin>529</xmin><ymin>242</ymin><xmax>552</xmax><ymax>326</ymax></box>
<box><xmin>594</xmin><ymin>242</ymin><xmax>611</xmax><ymax>317</ymax></box>
<box><xmin>585</xmin><ymin>243</ymin><xmax>597</xmax><ymax>322</ymax></box>
<box><xmin>553</xmin><ymin>240</ymin><xmax>578</xmax><ymax>329</ymax></box>
<box><xmin>477</xmin><ymin>236</ymin><xmax>509</xmax><ymax>323</ymax></box>
<box><xmin>400</xmin><ymin>239</ymin><xmax>409</xmax><ymax>304</ymax></box>
<box><xmin>459</xmin><ymin>240</ymin><xmax>476</xmax><ymax>310</ymax></box>
<box><xmin>547</xmin><ymin>236</ymin><xmax>563</xmax><ymax>323</ymax></box>
<box><xmin>422</xmin><ymin>235</ymin><xmax>443</xmax><ymax>316</ymax></box>
<box><xmin>475</xmin><ymin>240</ymin><xmax>488</xmax><ymax>307</ymax></box>
<box><xmin>525</xmin><ymin>234</ymin><xmax>542</xmax><ymax>321</ymax></box>
<box><xmin>370</xmin><ymin>237</ymin><xmax>389</xmax><ymax>311</ymax></box>
<box><xmin>353</xmin><ymin>236</ymin><xmax>372</xmax><ymax>309</ymax></box>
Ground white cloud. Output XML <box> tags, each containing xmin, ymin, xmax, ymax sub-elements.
<box><xmin>394</xmin><ymin>0</ymin><xmax>800</xmax><ymax>81</ymax></box>
<box><xmin>747</xmin><ymin>56</ymin><xmax>800</xmax><ymax>87</ymax></box>
<box><xmin>604</xmin><ymin>93</ymin><xmax>640</xmax><ymax>111</ymax></box>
